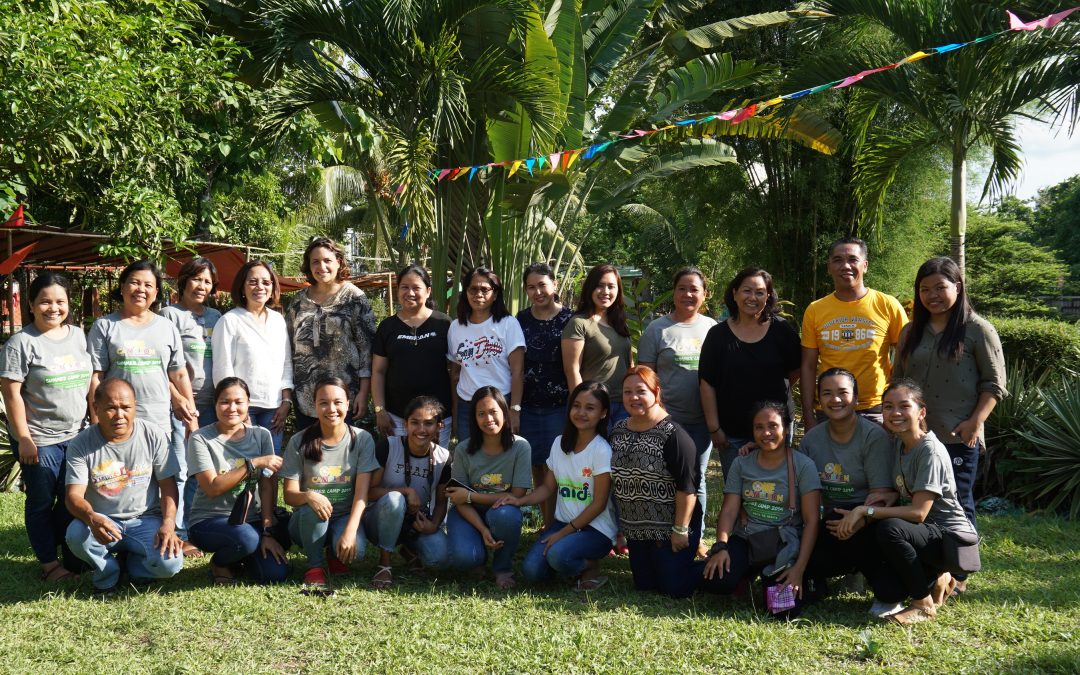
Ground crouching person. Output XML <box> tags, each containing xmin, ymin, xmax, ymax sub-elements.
<box><xmin>65</xmin><ymin>378</ymin><xmax>184</xmax><ymax>596</ymax></box>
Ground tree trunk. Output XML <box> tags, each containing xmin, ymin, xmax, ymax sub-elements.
<box><xmin>950</xmin><ymin>139</ymin><xmax>967</xmax><ymax>276</ymax></box>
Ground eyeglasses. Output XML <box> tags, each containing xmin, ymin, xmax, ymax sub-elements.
<box><xmin>468</xmin><ymin>286</ymin><xmax>495</xmax><ymax>296</ymax></box>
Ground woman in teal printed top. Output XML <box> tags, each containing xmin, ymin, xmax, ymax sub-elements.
<box><xmin>282</xmin><ymin>377</ymin><xmax>378</xmax><ymax>594</ymax></box>
<box><xmin>0</xmin><ymin>272</ymin><xmax>92</xmax><ymax>582</ymax></box>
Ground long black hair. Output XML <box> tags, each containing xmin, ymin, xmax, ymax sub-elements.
<box><xmin>724</xmin><ymin>267</ymin><xmax>779</xmax><ymax>324</ymax></box>
<box><xmin>466</xmin><ymin>386</ymin><xmax>514</xmax><ymax>454</ymax></box>
<box><xmin>560</xmin><ymin>381</ymin><xmax>610</xmax><ymax>454</ymax></box>
<box><xmin>900</xmin><ymin>256</ymin><xmax>972</xmax><ymax>365</ymax></box>
<box><xmin>456</xmin><ymin>266</ymin><xmax>510</xmax><ymax>325</ymax></box>
<box><xmin>301</xmin><ymin>377</ymin><xmax>355</xmax><ymax>462</ymax></box>
<box><xmin>27</xmin><ymin>271</ymin><xmax>75</xmax><ymax>325</ymax></box>
<box><xmin>575</xmin><ymin>264</ymin><xmax>629</xmax><ymax>337</ymax></box>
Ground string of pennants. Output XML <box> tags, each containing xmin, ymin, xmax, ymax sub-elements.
<box><xmin>419</xmin><ymin>6</ymin><xmax>1079</xmax><ymax>188</ymax></box>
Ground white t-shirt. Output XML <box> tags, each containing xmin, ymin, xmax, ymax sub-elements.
<box><xmin>547</xmin><ymin>434</ymin><xmax>618</xmax><ymax>542</ymax></box>
<box><xmin>447</xmin><ymin>315</ymin><xmax>525</xmax><ymax>401</ymax></box>
<box><xmin>211</xmin><ymin>307</ymin><xmax>294</xmax><ymax>409</ymax></box>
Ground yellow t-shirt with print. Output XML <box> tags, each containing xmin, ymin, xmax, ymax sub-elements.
<box><xmin>801</xmin><ymin>289</ymin><xmax>907</xmax><ymax>409</ymax></box>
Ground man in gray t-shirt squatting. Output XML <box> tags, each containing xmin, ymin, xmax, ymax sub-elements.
<box><xmin>64</xmin><ymin>378</ymin><xmax>184</xmax><ymax>593</ymax></box>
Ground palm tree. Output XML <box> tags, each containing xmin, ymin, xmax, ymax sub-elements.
<box><xmin>810</xmin><ymin>0</ymin><xmax>1080</xmax><ymax>274</ymax></box>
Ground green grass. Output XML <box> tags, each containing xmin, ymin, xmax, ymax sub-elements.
<box><xmin>0</xmin><ymin>491</ymin><xmax>1078</xmax><ymax>674</ymax></box>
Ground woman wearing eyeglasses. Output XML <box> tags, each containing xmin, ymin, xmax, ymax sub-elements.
<box><xmin>212</xmin><ymin>260</ymin><xmax>293</xmax><ymax>453</ymax></box>
<box><xmin>285</xmin><ymin>237</ymin><xmax>377</xmax><ymax>430</ymax></box>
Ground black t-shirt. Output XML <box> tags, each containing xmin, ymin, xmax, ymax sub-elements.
<box><xmin>372</xmin><ymin>312</ymin><xmax>453</xmax><ymax>416</ymax></box>
<box><xmin>698</xmin><ymin>318</ymin><xmax>801</xmax><ymax>439</ymax></box>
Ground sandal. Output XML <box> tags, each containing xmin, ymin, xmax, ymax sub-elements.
<box><xmin>371</xmin><ymin>565</ymin><xmax>394</xmax><ymax>590</ymax></box>
<box><xmin>494</xmin><ymin>571</ymin><xmax>517</xmax><ymax>590</ymax></box>
<box><xmin>573</xmin><ymin>575</ymin><xmax>609</xmax><ymax>592</ymax></box>
<box><xmin>399</xmin><ymin>546</ymin><xmax>424</xmax><ymax>574</ymax></box>
<box><xmin>888</xmin><ymin>605</ymin><xmax>937</xmax><ymax>625</ymax></box>
<box><xmin>41</xmin><ymin>562</ymin><xmax>77</xmax><ymax>583</ymax></box>
<box><xmin>207</xmin><ymin>567</ymin><xmax>238</xmax><ymax>586</ymax></box>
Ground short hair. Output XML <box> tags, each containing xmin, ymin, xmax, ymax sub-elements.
<box><xmin>176</xmin><ymin>257</ymin><xmax>219</xmax><ymax>301</ymax></box>
<box><xmin>301</xmin><ymin>237</ymin><xmax>350</xmax><ymax>285</ymax></box>
<box><xmin>94</xmin><ymin>377</ymin><xmax>135</xmax><ymax>405</ymax></box>
<box><xmin>27</xmin><ymin>272</ymin><xmax>74</xmax><ymax>326</ymax></box>
<box><xmin>522</xmin><ymin>262</ymin><xmax>556</xmax><ymax>287</ymax></box>
<box><xmin>723</xmin><ymin>267</ymin><xmax>779</xmax><ymax>324</ymax></box>
<box><xmin>750</xmin><ymin>400</ymin><xmax>791</xmax><ymax>443</ymax></box>
<box><xmin>112</xmin><ymin>260</ymin><xmax>164</xmax><ymax>310</ymax></box>
<box><xmin>672</xmin><ymin>266</ymin><xmax>707</xmax><ymax>291</ymax></box>
<box><xmin>456</xmin><ymin>266</ymin><xmax>510</xmax><ymax>325</ymax></box>
<box><xmin>231</xmin><ymin>260</ymin><xmax>281</xmax><ymax>309</ymax></box>
<box><xmin>828</xmin><ymin>236</ymin><xmax>868</xmax><ymax>260</ymax></box>
<box><xmin>621</xmin><ymin>365</ymin><xmax>662</xmax><ymax>407</ymax></box>
<box><xmin>466</xmin><ymin>386</ymin><xmax>514</xmax><ymax>454</ymax></box>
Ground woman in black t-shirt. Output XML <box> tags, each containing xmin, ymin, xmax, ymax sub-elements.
<box><xmin>699</xmin><ymin>267</ymin><xmax>801</xmax><ymax>478</ymax></box>
<box><xmin>371</xmin><ymin>265</ymin><xmax>453</xmax><ymax>447</ymax></box>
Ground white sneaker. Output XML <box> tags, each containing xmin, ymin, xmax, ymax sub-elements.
<box><xmin>869</xmin><ymin>600</ymin><xmax>904</xmax><ymax>618</ymax></box>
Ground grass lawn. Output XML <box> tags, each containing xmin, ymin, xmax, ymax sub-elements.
<box><xmin>0</xmin><ymin>490</ymin><xmax>1077</xmax><ymax>674</ymax></box>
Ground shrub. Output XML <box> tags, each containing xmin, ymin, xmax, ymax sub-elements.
<box><xmin>1011</xmin><ymin>382</ymin><xmax>1080</xmax><ymax>518</ymax></box>
<box><xmin>987</xmin><ymin>315</ymin><xmax>1080</xmax><ymax>375</ymax></box>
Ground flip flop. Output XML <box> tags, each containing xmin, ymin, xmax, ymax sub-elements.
<box><xmin>41</xmin><ymin>564</ymin><xmax>78</xmax><ymax>583</ymax></box>
<box><xmin>888</xmin><ymin>605</ymin><xmax>937</xmax><ymax>625</ymax></box>
<box><xmin>371</xmin><ymin>565</ymin><xmax>394</xmax><ymax>590</ymax></box>
<box><xmin>495</xmin><ymin>571</ymin><xmax>517</xmax><ymax>590</ymax></box>
<box><xmin>574</xmin><ymin>576</ymin><xmax>609</xmax><ymax>592</ymax></box>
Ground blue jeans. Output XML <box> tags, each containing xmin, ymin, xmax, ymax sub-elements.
<box><xmin>361</xmin><ymin>492</ymin><xmax>449</xmax><ymax>569</ymax></box>
<box><xmin>681</xmin><ymin>421</ymin><xmax>714</xmax><ymax>537</ymax></box>
<box><xmin>188</xmin><ymin>516</ymin><xmax>289</xmax><ymax>584</ymax></box>
<box><xmin>169</xmin><ymin>416</ymin><xmax>196</xmax><ymax>539</ymax></box>
<box><xmin>519</xmin><ymin>406</ymin><xmax>566</xmax><ymax>466</ymax></box>
<box><xmin>446</xmin><ymin>504</ymin><xmax>523</xmax><ymax>574</ymax></box>
<box><xmin>455</xmin><ymin>399</ymin><xmax>473</xmax><ymax>445</ymax></box>
<box><xmin>66</xmin><ymin>515</ymin><xmax>183</xmax><ymax>590</ymax></box>
<box><xmin>626</xmin><ymin>532</ymin><xmax>703</xmax><ymax>599</ymax></box>
<box><xmin>248</xmin><ymin>407</ymin><xmax>284</xmax><ymax>454</ymax></box>
<box><xmin>717</xmin><ymin>436</ymin><xmax>751</xmax><ymax>482</ymax></box>
<box><xmin>944</xmin><ymin>441</ymin><xmax>979</xmax><ymax>527</ymax></box>
<box><xmin>521</xmin><ymin>521</ymin><xmax>612</xmax><ymax>582</ymax></box>
<box><xmin>18</xmin><ymin>438</ymin><xmax>78</xmax><ymax>566</ymax></box>
<box><xmin>289</xmin><ymin>505</ymin><xmax>365</xmax><ymax>569</ymax></box>
<box><xmin>608</xmin><ymin>401</ymin><xmax>630</xmax><ymax>431</ymax></box>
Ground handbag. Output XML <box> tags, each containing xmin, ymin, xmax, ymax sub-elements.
<box><xmin>228</xmin><ymin>460</ymin><xmax>259</xmax><ymax>526</ymax></box>
<box><xmin>745</xmin><ymin>446</ymin><xmax>798</xmax><ymax>566</ymax></box>
<box><xmin>942</xmin><ymin>529</ymin><xmax>981</xmax><ymax>575</ymax></box>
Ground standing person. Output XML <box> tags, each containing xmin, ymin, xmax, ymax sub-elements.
<box><xmin>504</xmin><ymin>381</ymin><xmax>617</xmax><ymax>591</ymax></box>
<box><xmin>444</xmin><ymin>386</ymin><xmax>531</xmax><ymax>589</ymax></box>
<box><xmin>801</xmin><ymin>369</ymin><xmax>904</xmax><ymax>617</ymax></box>
<box><xmin>364</xmin><ymin>396</ymin><xmax>452</xmax><ymax>589</ymax></box>
<box><xmin>282</xmin><ymin>377</ymin><xmax>378</xmax><ymax>594</ymax></box>
<box><xmin>610</xmin><ymin>366</ymin><xmax>700</xmax><ymax>598</ymax></box>
<box><xmin>212</xmin><ymin>260</ymin><xmax>292</xmax><ymax>453</ymax></box>
<box><xmin>64</xmin><ymin>378</ymin><xmax>185</xmax><ymax>596</ymax></box>
<box><xmin>894</xmin><ymin>257</ymin><xmax>1006</xmax><ymax>531</ymax></box>
<box><xmin>638</xmin><ymin>267</ymin><xmax>716</xmax><ymax>556</ymax></box>
<box><xmin>371</xmin><ymin>265</ymin><xmax>453</xmax><ymax>447</ymax></box>
<box><xmin>515</xmin><ymin>262</ymin><xmax>572</xmax><ymax>527</ymax></box>
<box><xmin>186</xmin><ymin>378</ymin><xmax>288</xmax><ymax>585</ymax></box>
<box><xmin>832</xmin><ymin>380</ymin><xmax>978</xmax><ymax>625</ymax></box>
<box><xmin>699</xmin><ymin>267</ymin><xmax>801</xmax><ymax>479</ymax></box>
<box><xmin>285</xmin><ymin>237</ymin><xmax>376</xmax><ymax>429</ymax></box>
<box><xmin>87</xmin><ymin>260</ymin><xmax>196</xmax><ymax>539</ymax></box>
<box><xmin>160</xmin><ymin>257</ymin><xmax>222</xmax><ymax>556</ymax></box>
<box><xmin>447</xmin><ymin>267</ymin><xmax>525</xmax><ymax>441</ymax></box>
<box><xmin>701</xmin><ymin>402</ymin><xmax>822</xmax><ymax>618</ymax></box>
<box><xmin>562</xmin><ymin>264</ymin><xmax>633</xmax><ymax>425</ymax></box>
<box><xmin>801</xmin><ymin>238</ymin><xmax>907</xmax><ymax>429</ymax></box>
<box><xmin>0</xmin><ymin>272</ymin><xmax>92</xmax><ymax>582</ymax></box>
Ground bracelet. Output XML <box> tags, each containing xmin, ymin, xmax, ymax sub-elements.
<box><xmin>570</xmin><ymin>520</ymin><xmax>582</xmax><ymax>532</ymax></box>
<box><xmin>466</xmin><ymin>492</ymin><xmax>472</xmax><ymax>505</ymax></box>
<box><xmin>709</xmin><ymin>541</ymin><xmax>728</xmax><ymax>556</ymax></box>
<box><xmin>708</xmin><ymin>427</ymin><xmax>720</xmax><ymax>434</ymax></box>
<box><xmin>672</xmin><ymin>524</ymin><xmax>690</xmax><ymax>536</ymax></box>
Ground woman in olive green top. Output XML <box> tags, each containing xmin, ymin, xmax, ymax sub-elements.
<box><xmin>562</xmin><ymin>264</ymin><xmax>633</xmax><ymax>426</ymax></box>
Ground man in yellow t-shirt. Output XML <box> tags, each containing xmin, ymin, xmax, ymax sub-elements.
<box><xmin>800</xmin><ymin>238</ymin><xmax>907</xmax><ymax>429</ymax></box>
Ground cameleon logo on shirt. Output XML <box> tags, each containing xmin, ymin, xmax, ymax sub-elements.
<box><xmin>820</xmin><ymin>462</ymin><xmax>854</xmax><ymax>499</ymax></box>
<box><xmin>310</xmin><ymin>465</ymin><xmax>351</xmax><ymax>502</ymax></box>
<box><xmin>455</xmin><ymin>336</ymin><xmax>505</xmax><ymax>365</ymax></box>
<box><xmin>671</xmin><ymin>337</ymin><xmax>704</xmax><ymax>369</ymax></box>
<box><xmin>743</xmin><ymin>480</ymin><xmax>788</xmax><ymax>521</ymax></box>
<box><xmin>477</xmin><ymin>472</ymin><xmax>508</xmax><ymax>492</ymax></box>
<box><xmin>819</xmin><ymin>317</ymin><xmax>878</xmax><ymax>352</ymax></box>
<box><xmin>116</xmin><ymin>340</ymin><xmax>161</xmax><ymax>374</ymax></box>
<box><xmin>187</xmin><ymin>341</ymin><xmax>211</xmax><ymax>358</ymax></box>
<box><xmin>43</xmin><ymin>354</ymin><xmax>91</xmax><ymax>389</ymax></box>
<box><xmin>90</xmin><ymin>459</ymin><xmax>152</xmax><ymax>497</ymax></box>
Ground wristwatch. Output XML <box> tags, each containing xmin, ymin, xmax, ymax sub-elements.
<box><xmin>866</xmin><ymin>506</ymin><xmax>876</xmax><ymax>520</ymax></box>
<box><xmin>374</xmin><ymin>405</ymin><xmax>384</xmax><ymax>414</ymax></box>
<box><xmin>510</xmin><ymin>404</ymin><xmax>522</xmax><ymax>412</ymax></box>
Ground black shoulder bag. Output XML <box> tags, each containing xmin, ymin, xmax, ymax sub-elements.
<box><xmin>228</xmin><ymin>459</ymin><xmax>259</xmax><ymax>526</ymax></box>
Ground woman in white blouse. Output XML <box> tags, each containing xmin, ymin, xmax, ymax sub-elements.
<box><xmin>212</xmin><ymin>260</ymin><xmax>293</xmax><ymax>453</ymax></box>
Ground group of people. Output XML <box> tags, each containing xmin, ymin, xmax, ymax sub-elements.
<box><xmin>0</xmin><ymin>235</ymin><xmax>1005</xmax><ymax>624</ymax></box>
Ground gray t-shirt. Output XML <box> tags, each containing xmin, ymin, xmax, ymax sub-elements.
<box><xmin>0</xmin><ymin>324</ymin><xmax>91</xmax><ymax>445</ymax></box>
<box><xmin>65</xmin><ymin>419</ymin><xmax>178</xmax><ymax>520</ymax></box>
<box><xmin>451</xmin><ymin>436</ymin><xmax>533</xmax><ymax>494</ymax></box>
<box><xmin>637</xmin><ymin>314</ymin><xmax>716</xmax><ymax>424</ymax></box>
<box><xmin>894</xmin><ymin>431</ymin><xmax>976</xmax><ymax>535</ymax></box>
<box><xmin>159</xmin><ymin>305</ymin><xmax>222</xmax><ymax>407</ymax></box>
<box><xmin>280</xmin><ymin>426</ymin><xmax>378</xmax><ymax>516</ymax></box>
<box><xmin>799</xmin><ymin>416</ymin><xmax>893</xmax><ymax>508</ymax></box>
<box><xmin>186</xmin><ymin>424</ymin><xmax>275</xmax><ymax>526</ymax></box>
<box><xmin>724</xmin><ymin>448</ymin><xmax>821</xmax><ymax>535</ymax></box>
<box><xmin>87</xmin><ymin>313</ymin><xmax>184</xmax><ymax>432</ymax></box>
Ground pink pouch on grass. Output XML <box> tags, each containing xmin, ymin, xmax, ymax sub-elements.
<box><xmin>766</xmin><ymin>584</ymin><xmax>796</xmax><ymax>614</ymax></box>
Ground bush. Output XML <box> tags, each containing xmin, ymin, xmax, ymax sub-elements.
<box><xmin>1010</xmin><ymin>383</ymin><xmax>1080</xmax><ymax>518</ymax></box>
<box><xmin>987</xmin><ymin>315</ymin><xmax>1080</xmax><ymax>375</ymax></box>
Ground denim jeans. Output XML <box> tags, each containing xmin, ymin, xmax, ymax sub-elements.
<box><xmin>454</xmin><ymin>399</ymin><xmax>473</xmax><ymax>446</ymax></box>
<box><xmin>169</xmin><ymin>416</ymin><xmax>195</xmax><ymax>539</ymax></box>
<box><xmin>188</xmin><ymin>516</ymin><xmax>289</xmax><ymax>584</ymax></box>
<box><xmin>716</xmin><ymin>436</ymin><xmax>751</xmax><ymax>483</ymax></box>
<box><xmin>944</xmin><ymin>441</ymin><xmax>980</xmax><ymax>527</ymax></box>
<box><xmin>626</xmin><ymin>530</ymin><xmax>703</xmax><ymax>598</ymax></box>
<box><xmin>388</xmin><ymin>412</ymin><xmax>452</xmax><ymax>450</ymax></box>
<box><xmin>608</xmin><ymin>401</ymin><xmax>630</xmax><ymax>432</ymax></box>
<box><xmin>680</xmin><ymin>421</ymin><xmax>714</xmax><ymax>537</ymax></box>
<box><xmin>446</xmin><ymin>504</ymin><xmax>522</xmax><ymax>574</ymax></box>
<box><xmin>248</xmin><ymin>407</ymin><xmax>284</xmax><ymax>454</ymax></box>
<box><xmin>289</xmin><ymin>505</ymin><xmax>365</xmax><ymax>569</ymax></box>
<box><xmin>521</xmin><ymin>521</ymin><xmax>612</xmax><ymax>582</ymax></box>
<box><xmin>519</xmin><ymin>406</ymin><xmax>566</xmax><ymax>467</ymax></box>
<box><xmin>66</xmin><ymin>515</ymin><xmax>184</xmax><ymax>590</ymax></box>
<box><xmin>361</xmin><ymin>492</ymin><xmax>449</xmax><ymax>569</ymax></box>
<box><xmin>18</xmin><ymin>438</ymin><xmax>78</xmax><ymax>566</ymax></box>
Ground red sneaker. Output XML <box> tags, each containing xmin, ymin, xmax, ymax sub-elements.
<box><xmin>327</xmin><ymin>556</ymin><xmax>349</xmax><ymax>575</ymax></box>
<box><xmin>302</xmin><ymin>567</ymin><xmax>328</xmax><ymax>587</ymax></box>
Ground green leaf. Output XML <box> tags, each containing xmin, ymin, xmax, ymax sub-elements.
<box><xmin>649</xmin><ymin>53</ymin><xmax>771</xmax><ymax>121</ymax></box>
<box><xmin>218</xmin><ymin>141</ymin><xmax>232</xmax><ymax>157</ymax></box>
